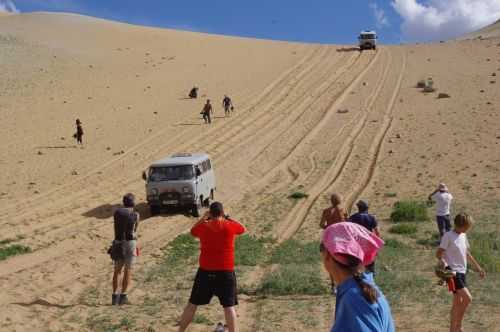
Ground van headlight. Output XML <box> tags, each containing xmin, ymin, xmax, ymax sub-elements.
<box><xmin>182</xmin><ymin>186</ymin><xmax>191</xmax><ymax>193</ymax></box>
<box><xmin>151</xmin><ymin>188</ymin><xmax>159</xmax><ymax>195</ymax></box>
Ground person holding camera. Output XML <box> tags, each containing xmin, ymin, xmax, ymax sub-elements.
<box><xmin>178</xmin><ymin>202</ymin><xmax>246</xmax><ymax>332</ymax></box>
<box><xmin>111</xmin><ymin>193</ymin><xmax>139</xmax><ymax>305</ymax></box>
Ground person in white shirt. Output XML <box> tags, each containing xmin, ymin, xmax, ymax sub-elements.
<box><xmin>436</xmin><ymin>214</ymin><xmax>485</xmax><ymax>332</ymax></box>
<box><xmin>428</xmin><ymin>183</ymin><xmax>453</xmax><ymax>238</ymax></box>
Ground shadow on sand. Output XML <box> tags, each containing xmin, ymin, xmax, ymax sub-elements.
<box><xmin>35</xmin><ymin>145</ymin><xmax>78</xmax><ymax>149</ymax></box>
<box><xmin>11</xmin><ymin>299</ymin><xmax>100</xmax><ymax>309</ymax></box>
<box><xmin>81</xmin><ymin>202</ymin><xmax>192</xmax><ymax>221</ymax></box>
<box><xmin>336</xmin><ymin>47</ymin><xmax>360</xmax><ymax>52</ymax></box>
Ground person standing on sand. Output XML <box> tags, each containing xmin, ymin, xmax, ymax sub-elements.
<box><xmin>111</xmin><ymin>193</ymin><xmax>140</xmax><ymax>305</ymax></box>
<box><xmin>178</xmin><ymin>202</ymin><xmax>246</xmax><ymax>332</ymax></box>
<box><xmin>201</xmin><ymin>99</ymin><xmax>213</xmax><ymax>124</ymax></box>
<box><xmin>428</xmin><ymin>183</ymin><xmax>453</xmax><ymax>239</ymax></box>
<box><xmin>320</xmin><ymin>222</ymin><xmax>394</xmax><ymax>332</ymax></box>
<box><xmin>436</xmin><ymin>213</ymin><xmax>485</xmax><ymax>332</ymax></box>
<box><xmin>222</xmin><ymin>95</ymin><xmax>233</xmax><ymax>116</ymax></box>
<box><xmin>348</xmin><ymin>200</ymin><xmax>380</xmax><ymax>274</ymax></box>
<box><xmin>74</xmin><ymin>119</ymin><xmax>83</xmax><ymax>145</ymax></box>
<box><xmin>320</xmin><ymin>193</ymin><xmax>348</xmax><ymax>229</ymax></box>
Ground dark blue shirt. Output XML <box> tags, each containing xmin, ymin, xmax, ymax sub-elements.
<box><xmin>332</xmin><ymin>273</ymin><xmax>395</xmax><ymax>332</ymax></box>
<box><xmin>349</xmin><ymin>212</ymin><xmax>378</xmax><ymax>232</ymax></box>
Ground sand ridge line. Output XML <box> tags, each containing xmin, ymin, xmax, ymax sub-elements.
<box><xmin>274</xmin><ymin>48</ymin><xmax>389</xmax><ymax>242</ymax></box>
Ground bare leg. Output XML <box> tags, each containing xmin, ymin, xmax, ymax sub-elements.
<box><xmin>450</xmin><ymin>293</ymin><xmax>460</xmax><ymax>332</ymax></box>
<box><xmin>112</xmin><ymin>265</ymin><xmax>122</xmax><ymax>293</ymax></box>
<box><xmin>223</xmin><ymin>306</ymin><xmax>238</xmax><ymax>332</ymax></box>
<box><xmin>122</xmin><ymin>268</ymin><xmax>132</xmax><ymax>293</ymax></box>
<box><xmin>178</xmin><ymin>303</ymin><xmax>197</xmax><ymax>332</ymax></box>
<box><xmin>455</xmin><ymin>288</ymin><xmax>472</xmax><ymax>332</ymax></box>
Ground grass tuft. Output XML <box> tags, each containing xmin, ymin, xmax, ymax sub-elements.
<box><xmin>469</xmin><ymin>232</ymin><xmax>500</xmax><ymax>273</ymax></box>
<box><xmin>289</xmin><ymin>191</ymin><xmax>309</xmax><ymax>199</ymax></box>
<box><xmin>390</xmin><ymin>200</ymin><xmax>429</xmax><ymax>223</ymax></box>
<box><xmin>0</xmin><ymin>244</ymin><xmax>31</xmax><ymax>261</ymax></box>
<box><xmin>235</xmin><ymin>235</ymin><xmax>271</xmax><ymax>266</ymax></box>
<box><xmin>270</xmin><ymin>239</ymin><xmax>319</xmax><ymax>265</ymax></box>
<box><xmin>192</xmin><ymin>314</ymin><xmax>212</xmax><ymax>325</ymax></box>
<box><xmin>384</xmin><ymin>238</ymin><xmax>408</xmax><ymax>248</ymax></box>
<box><xmin>389</xmin><ymin>223</ymin><xmax>418</xmax><ymax>235</ymax></box>
<box><xmin>260</xmin><ymin>264</ymin><xmax>327</xmax><ymax>295</ymax></box>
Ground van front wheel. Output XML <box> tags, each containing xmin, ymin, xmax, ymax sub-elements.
<box><xmin>192</xmin><ymin>198</ymin><xmax>203</xmax><ymax>217</ymax></box>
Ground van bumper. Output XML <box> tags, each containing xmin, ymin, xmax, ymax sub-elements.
<box><xmin>147</xmin><ymin>195</ymin><xmax>196</xmax><ymax>207</ymax></box>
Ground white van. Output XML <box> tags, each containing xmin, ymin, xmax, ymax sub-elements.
<box><xmin>359</xmin><ymin>30</ymin><xmax>377</xmax><ymax>50</ymax></box>
<box><xmin>142</xmin><ymin>153</ymin><xmax>216</xmax><ymax>217</ymax></box>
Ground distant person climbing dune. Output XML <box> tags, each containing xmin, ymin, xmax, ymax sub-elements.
<box><xmin>74</xmin><ymin>119</ymin><xmax>83</xmax><ymax>145</ymax></box>
<box><xmin>201</xmin><ymin>99</ymin><xmax>213</xmax><ymax>124</ymax></box>
<box><xmin>189</xmin><ymin>86</ymin><xmax>198</xmax><ymax>99</ymax></box>
<box><xmin>320</xmin><ymin>193</ymin><xmax>348</xmax><ymax>229</ymax></box>
<box><xmin>428</xmin><ymin>183</ymin><xmax>453</xmax><ymax>239</ymax></box>
<box><xmin>222</xmin><ymin>95</ymin><xmax>233</xmax><ymax>116</ymax></box>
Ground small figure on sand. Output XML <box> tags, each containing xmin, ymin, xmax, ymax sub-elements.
<box><xmin>222</xmin><ymin>95</ymin><xmax>233</xmax><ymax>116</ymax></box>
<box><xmin>189</xmin><ymin>86</ymin><xmax>198</xmax><ymax>99</ymax></box>
<box><xmin>74</xmin><ymin>119</ymin><xmax>83</xmax><ymax>145</ymax></box>
<box><xmin>201</xmin><ymin>99</ymin><xmax>213</xmax><ymax>124</ymax></box>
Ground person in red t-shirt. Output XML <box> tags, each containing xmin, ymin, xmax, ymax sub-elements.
<box><xmin>178</xmin><ymin>202</ymin><xmax>246</xmax><ymax>332</ymax></box>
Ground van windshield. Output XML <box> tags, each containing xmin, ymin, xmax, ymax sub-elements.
<box><xmin>149</xmin><ymin>165</ymin><xmax>194</xmax><ymax>182</ymax></box>
<box><xmin>360</xmin><ymin>34</ymin><xmax>376</xmax><ymax>40</ymax></box>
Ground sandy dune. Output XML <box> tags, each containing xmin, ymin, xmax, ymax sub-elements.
<box><xmin>1</xmin><ymin>12</ymin><xmax>500</xmax><ymax>332</ymax></box>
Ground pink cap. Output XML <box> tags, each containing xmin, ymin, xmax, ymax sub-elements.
<box><xmin>322</xmin><ymin>222</ymin><xmax>384</xmax><ymax>266</ymax></box>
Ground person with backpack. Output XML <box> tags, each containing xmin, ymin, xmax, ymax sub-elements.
<box><xmin>320</xmin><ymin>222</ymin><xmax>395</xmax><ymax>332</ymax></box>
<box><xmin>111</xmin><ymin>193</ymin><xmax>139</xmax><ymax>305</ymax></box>
<box><xmin>189</xmin><ymin>86</ymin><xmax>198</xmax><ymax>99</ymax></box>
<box><xmin>222</xmin><ymin>95</ymin><xmax>233</xmax><ymax>116</ymax></box>
<box><xmin>428</xmin><ymin>183</ymin><xmax>453</xmax><ymax>239</ymax></box>
<box><xmin>201</xmin><ymin>99</ymin><xmax>213</xmax><ymax>124</ymax></box>
<box><xmin>178</xmin><ymin>202</ymin><xmax>246</xmax><ymax>332</ymax></box>
<box><xmin>348</xmin><ymin>200</ymin><xmax>380</xmax><ymax>274</ymax></box>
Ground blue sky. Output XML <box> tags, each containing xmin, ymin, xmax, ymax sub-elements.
<box><xmin>3</xmin><ymin>0</ymin><xmax>500</xmax><ymax>44</ymax></box>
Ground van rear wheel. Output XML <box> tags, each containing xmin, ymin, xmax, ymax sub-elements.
<box><xmin>150</xmin><ymin>205</ymin><xmax>161</xmax><ymax>216</ymax></box>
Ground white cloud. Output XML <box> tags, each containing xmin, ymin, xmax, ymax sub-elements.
<box><xmin>0</xmin><ymin>0</ymin><xmax>19</xmax><ymax>13</ymax></box>
<box><xmin>370</xmin><ymin>3</ymin><xmax>390</xmax><ymax>29</ymax></box>
<box><xmin>392</xmin><ymin>0</ymin><xmax>500</xmax><ymax>41</ymax></box>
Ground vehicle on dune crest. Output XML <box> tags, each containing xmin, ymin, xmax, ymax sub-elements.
<box><xmin>142</xmin><ymin>153</ymin><xmax>216</xmax><ymax>217</ymax></box>
<box><xmin>359</xmin><ymin>30</ymin><xmax>377</xmax><ymax>50</ymax></box>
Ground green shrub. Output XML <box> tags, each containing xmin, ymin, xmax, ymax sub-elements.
<box><xmin>390</xmin><ymin>200</ymin><xmax>429</xmax><ymax>223</ymax></box>
<box><xmin>384</xmin><ymin>192</ymin><xmax>398</xmax><ymax>198</ymax></box>
<box><xmin>259</xmin><ymin>264</ymin><xmax>327</xmax><ymax>295</ymax></box>
<box><xmin>289</xmin><ymin>191</ymin><xmax>309</xmax><ymax>199</ymax></box>
<box><xmin>389</xmin><ymin>223</ymin><xmax>418</xmax><ymax>235</ymax></box>
<box><xmin>0</xmin><ymin>244</ymin><xmax>31</xmax><ymax>261</ymax></box>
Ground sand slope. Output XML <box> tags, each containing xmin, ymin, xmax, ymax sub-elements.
<box><xmin>463</xmin><ymin>19</ymin><xmax>500</xmax><ymax>39</ymax></box>
<box><xmin>1</xmin><ymin>12</ymin><xmax>500</xmax><ymax>332</ymax></box>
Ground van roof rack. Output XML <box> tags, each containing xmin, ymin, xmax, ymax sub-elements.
<box><xmin>171</xmin><ymin>153</ymin><xmax>193</xmax><ymax>158</ymax></box>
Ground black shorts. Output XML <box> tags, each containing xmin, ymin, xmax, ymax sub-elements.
<box><xmin>189</xmin><ymin>269</ymin><xmax>238</xmax><ymax>307</ymax></box>
<box><xmin>453</xmin><ymin>273</ymin><xmax>467</xmax><ymax>292</ymax></box>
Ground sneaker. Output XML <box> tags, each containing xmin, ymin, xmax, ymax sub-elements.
<box><xmin>214</xmin><ymin>322</ymin><xmax>224</xmax><ymax>332</ymax></box>
<box><xmin>119</xmin><ymin>294</ymin><xmax>129</xmax><ymax>305</ymax></box>
<box><xmin>112</xmin><ymin>294</ymin><xmax>120</xmax><ymax>305</ymax></box>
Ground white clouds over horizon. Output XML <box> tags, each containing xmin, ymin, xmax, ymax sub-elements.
<box><xmin>370</xmin><ymin>2</ymin><xmax>390</xmax><ymax>29</ymax></box>
<box><xmin>0</xmin><ymin>0</ymin><xmax>19</xmax><ymax>13</ymax></box>
<box><xmin>392</xmin><ymin>0</ymin><xmax>500</xmax><ymax>41</ymax></box>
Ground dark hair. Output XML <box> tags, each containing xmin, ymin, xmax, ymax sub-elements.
<box><xmin>333</xmin><ymin>253</ymin><xmax>378</xmax><ymax>304</ymax></box>
<box><xmin>209</xmin><ymin>201</ymin><xmax>224</xmax><ymax>217</ymax></box>
<box><xmin>123</xmin><ymin>193</ymin><xmax>135</xmax><ymax>208</ymax></box>
<box><xmin>356</xmin><ymin>200</ymin><xmax>369</xmax><ymax>212</ymax></box>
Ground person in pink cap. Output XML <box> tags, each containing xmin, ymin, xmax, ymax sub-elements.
<box><xmin>320</xmin><ymin>222</ymin><xmax>395</xmax><ymax>332</ymax></box>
